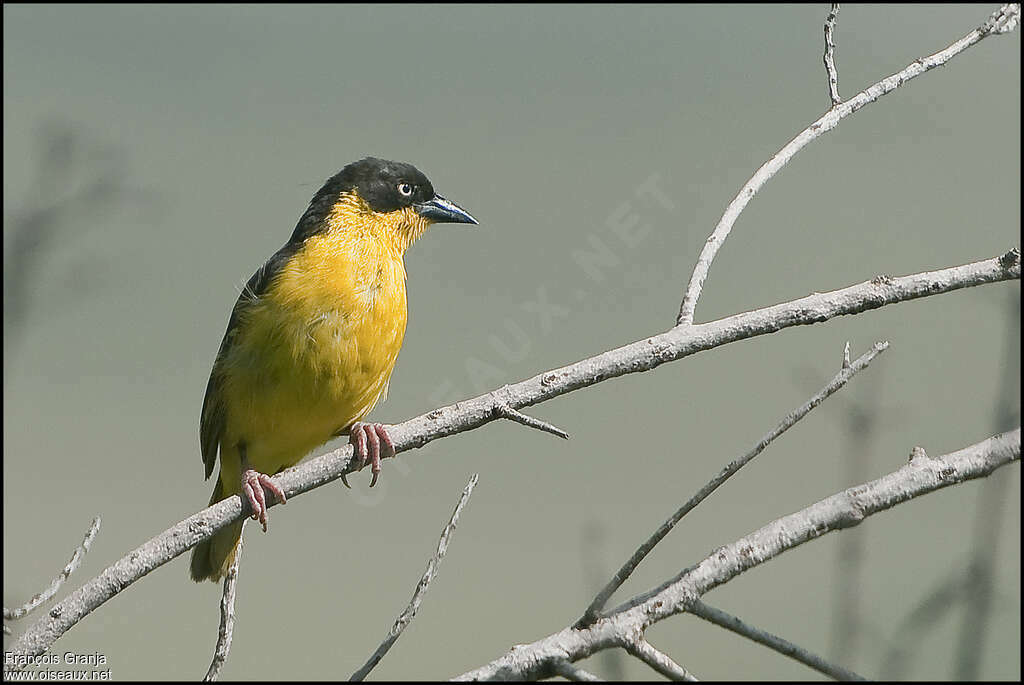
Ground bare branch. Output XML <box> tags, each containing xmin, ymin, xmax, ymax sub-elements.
<box><xmin>578</xmin><ymin>341</ymin><xmax>888</xmax><ymax>626</ymax></box>
<box><xmin>623</xmin><ymin>639</ymin><xmax>698</xmax><ymax>681</ymax></box>
<box><xmin>5</xmin><ymin>250</ymin><xmax>1019</xmax><ymax>670</ymax></box>
<box><xmin>826</xmin><ymin>362</ymin><xmax>884</xmax><ymax>664</ymax></box>
<box><xmin>984</xmin><ymin>2</ymin><xmax>1020</xmax><ymax>33</ymax></box>
<box><xmin>580</xmin><ymin>523</ymin><xmax>626</xmax><ymax>680</ymax></box>
<box><xmin>824</xmin><ymin>4</ymin><xmax>842</xmax><ymax>107</ymax></box>
<box><xmin>688</xmin><ymin>599</ymin><xmax>866</xmax><ymax>681</ymax></box>
<box><xmin>676</xmin><ymin>3</ymin><xmax>1020</xmax><ymax>325</ymax></box>
<box><xmin>350</xmin><ymin>474</ymin><xmax>479</xmax><ymax>681</ymax></box>
<box><xmin>3</xmin><ymin>516</ymin><xmax>100</xmax><ymax>623</ymax></box>
<box><xmin>204</xmin><ymin>533</ymin><xmax>243</xmax><ymax>681</ymax></box>
<box><xmin>455</xmin><ymin>429</ymin><xmax>1020</xmax><ymax>680</ymax></box>
<box><xmin>494</xmin><ymin>403</ymin><xmax>570</xmax><ymax>440</ymax></box>
<box><xmin>551</xmin><ymin>659</ymin><xmax>603</xmax><ymax>682</ymax></box>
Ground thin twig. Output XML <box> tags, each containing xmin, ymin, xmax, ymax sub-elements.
<box><xmin>577</xmin><ymin>341</ymin><xmax>888</xmax><ymax>626</ymax></box>
<box><xmin>623</xmin><ymin>639</ymin><xmax>698</xmax><ymax>681</ymax></box>
<box><xmin>495</xmin><ymin>403</ymin><xmax>570</xmax><ymax>440</ymax></box>
<box><xmin>3</xmin><ymin>516</ymin><xmax>101</xmax><ymax>622</ymax></box>
<box><xmin>688</xmin><ymin>599</ymin><xmax>866</xmax><ymax>681</ymax></box>
<box><xmin>6</xmin><ymin>250</ymin><xmax>1019</xmax><ymax>670</ymax></box>
<box><xmin>827</xmin><ymin>359</ymin><xmax>882</xmax><ymax>664</ymax></box>
<box><xmin>456</xmin><ymin>429</ymin><xmax>1020</xmax><ymax>680</ymax></box>
<box><xmin>350</xmin><ymin>474</ymin><xmax>480</xmax><ymax>681</ymax></box>
<box><xmin>204</xmin><ymin>532</ymin><xmax>243</xmax><ymax>681</ymax></box>
<box><xmin>580</xmin><ymin>523</ymin><xmax>626</xmax><ymax>680</ymax></box>
<box><xmin>551</xmin><ymin>659</ymin><xmax>603</xmax><ymax>681</ymax></box>
<box><xmin>676</xmin><ymin>3</ymin><xmax>1020</xmax><ymax>325</ymax></box>
<box><xmin>824</xmin><ymin>4</ymin><xmax>842</xmax><ymax>107</ymax></box>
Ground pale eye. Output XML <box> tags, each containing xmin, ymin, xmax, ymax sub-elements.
<box><xmin>397</xmin><ymin>183</ymin><xmax>414</xmax><ymax>197</ymax></box>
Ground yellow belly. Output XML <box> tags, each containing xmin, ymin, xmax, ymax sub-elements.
<box><xmin>216</xmin><ymin>229</ymin><xmax>407</xmax><ymax>490</ymax></box>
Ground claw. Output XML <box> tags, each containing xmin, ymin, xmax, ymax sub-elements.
<box><xmin>347</xmin><ymin>422</ymin><xmax>395</xmax><ymax>488</ymax></box>
<box><xmin>365</xmin><ymin>426</ymin><xmax>380</xmax><ymax>487</ymax></box>
<box><xmin>241</xmin><ymin>469</ymin><xmax>286</xmax><ymax>532</ymax></box>
<box><xmin>351</xmin><ymin>427</ymin><xmax>367</xmax><ymax>470</ymax></box>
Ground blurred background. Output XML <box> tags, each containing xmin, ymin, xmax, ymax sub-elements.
<box><xmin>3</xmin><ymin>4</ymin><xmax>1019</xmax><ymax>680</ymax></box>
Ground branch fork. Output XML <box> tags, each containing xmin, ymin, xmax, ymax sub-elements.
<box><xmin>492</xmin><ymin>389</ymin><xmax>570</xmax><ymax>440</ymax></box>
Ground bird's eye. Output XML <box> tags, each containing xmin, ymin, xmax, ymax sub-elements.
<box><xmin>397</xmin><ymin>183</ymin><xmax>414</xmax><ymax>197</ymax></box>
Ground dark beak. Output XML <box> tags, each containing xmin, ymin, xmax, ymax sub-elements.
<box><xmin>414</xmin><ymin>194</ymin><xmax>478</xmax><ymax>225</ymax></box>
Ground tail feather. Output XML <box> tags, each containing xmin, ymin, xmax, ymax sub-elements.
<box><xmin>189</xmin><ymin>478</ymin><xmax>243</xmax><ymax>582</ymax></box>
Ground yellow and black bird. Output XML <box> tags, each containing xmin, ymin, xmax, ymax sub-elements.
<box><xmin>190</xmin><ymin>157</ymin><xmax>477</xmax><ymax>582</ymax></box>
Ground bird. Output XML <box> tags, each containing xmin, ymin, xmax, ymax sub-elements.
<box><xmin>190</xmin><ymin>157</ymin><xmax>477</xmax><ymax>582</ymax></box>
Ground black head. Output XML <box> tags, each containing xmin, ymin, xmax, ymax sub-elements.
<box><xmin>312</xmin><ymin>157</ymin><xmax>477</xmax><ymax>224</ymax></box>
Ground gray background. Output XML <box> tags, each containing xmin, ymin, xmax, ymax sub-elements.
<box><xmin>4</xmin><ymin>4</ymin><xmax>1019</xmax><ymax>680</ymax></box>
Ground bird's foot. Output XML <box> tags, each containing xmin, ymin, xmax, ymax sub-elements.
<box><xmin>342</xmin><ymin>422</ymin><xmax>395</xmax><ymax>489</ymax></box>
<box><xmin>241</xmin><ymin>469</ymin><xmax>286</xmax><ymax>532</ymax></box>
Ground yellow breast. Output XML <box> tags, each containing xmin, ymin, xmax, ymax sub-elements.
<box><xmin>218</xmin><ymin>203</ymin><xmax>416</xmax><ymax>478</ymax></box>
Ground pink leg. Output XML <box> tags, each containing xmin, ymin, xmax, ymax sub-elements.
<box><xmin>341</xmin><ymin>422</ymin><xmax>395</xmax><ymax>488</ymax></box>
<box><xmin>239</xmin><ymin>448</ymin><xmax>286</xmax><ymax>532</ymax></box>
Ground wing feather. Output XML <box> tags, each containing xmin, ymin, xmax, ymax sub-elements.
<box><xmin>198</xmin><ymin>238</ymin><xmax>305</xmax><ymax>478</ymax></box>
<box><xmin>197</xmin><ymin>196</ymin><xmax>339</xmax><ymax>478</ymax></box>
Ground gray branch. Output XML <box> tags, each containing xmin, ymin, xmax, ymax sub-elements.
<box><xmin>551</xmin><ymin>659</ymin><xmax>603</xmax><ymax>682</ymax></box>
<box><xmin>578</xmin><ymin>341</ymin><xmax>888</xmax><ymax>627</ymax></box>
<box><xmin>676</xmin><ymin>3</ymin><xmax>1020</xmax><ymax>325</ymax></box>
<box><xmin>494</xmin><ymin>402</ymin><xmax>570</xmax><ymax>440</ymax></box>
<box><xmin>455</xmin><ymin>429</ymin><xmax>1020</xmax><ymax>680</ymax></box>
<box><xmin>350</xmin><ymin>474</ymin><xmax>479</xmax><ymax>681</ymax></box>
<box><xmin>4</xmin><ymin>249</ymin><xmax>1019</xmax><ymax>670</ymax></box>
<box><xmin>204</xmin><ymin>532</ymin><xmax>243</xmax><ymax>681</ymax></box>
<box><xmin>3</xmin><ymin>516</ymin><xmax>101</xmax><ymax>628</ymax></box>
<box><xmin>689</xmin><ymin>599</ymin><xmax>865</xmax><ymax>680</ymax></box>
<box><xmin>624</xmin><ymin>639</ymin><xmax>698</xmax><ymax>681</ymax></box>
<box><xmin>824</xmin><ymin>4</ymin><xmax>842</xmax><ymax>107</ymax></box>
